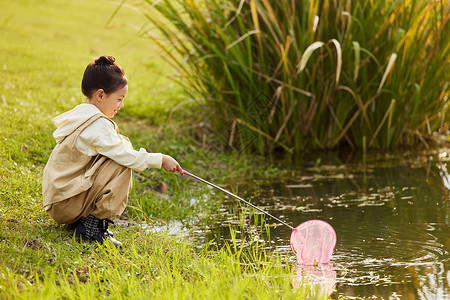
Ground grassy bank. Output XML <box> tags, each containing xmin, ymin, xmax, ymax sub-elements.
<box><xmin>0</xmin><ymin>0</ymin><xmax>327</xmax><ymax>298</ymax></box>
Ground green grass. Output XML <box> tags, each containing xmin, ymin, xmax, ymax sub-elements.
<box><xmin>0</xmin><ymin>0</ymin><xmax>329</xmax><ymax>298</ymax></box>
<box><xmin>1</xmin><ymin>217</ymin><xmax>325</xmax><ymax>299</ymax></box>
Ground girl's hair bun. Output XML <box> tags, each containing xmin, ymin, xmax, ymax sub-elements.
<box><xmin>95</xmin><ymin>56</ymin><xmax>116</xmax><ymax>66</ymax></box>
<box><xmin>82</xmin><ymin>56</ymin><xmax>127</xmax><ymax>98</ymax></box>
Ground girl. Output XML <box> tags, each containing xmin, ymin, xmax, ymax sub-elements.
<box><xmin>42</xmin><ymin>56</ymin><xmax>183</xmax><ymax>248</ymax></box>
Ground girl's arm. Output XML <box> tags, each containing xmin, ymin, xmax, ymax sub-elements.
<box><xmin>77</xmin><ymin>118</ymin><xmax>164</xmax><ymax>171</ymax></box>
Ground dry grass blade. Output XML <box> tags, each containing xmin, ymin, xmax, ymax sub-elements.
<box><xmin>331</xmin><ymin>39</ymin><xmax>342</xmax><ymax>84</ymax></box>
<box><xmin>377</xmin><ymin>53</ymin><xmax>397</xmax><ymax>94</ymax></box>
<box><xmin>261</xmin><ymin>0</ymin><xmax>280</xmax><ymax>30</ymax></box>
<box><xmin>250</xmin><ymin>0</ymin><xmax>261</xmax><ymax>43</ymax></box>
<box><xmin>297</xmin><ymin>41</ymin><xmax>325</xmax><ymax>74</ymax></box>
<box><xmin>224</xmin><ymin>0</ymin><xmax>245</xmax><ymax>28</ymax></box>
<box><xmin>370</xmin><ymin>99</ymin><xmax>396</xmax><ymax>147</ymax></box>
<box><xmin>226</xmin><ymin>30</ymin><xmax>261</xmax><ymax>50</ymax></box>
<box><xmin>233</xmin><ymin>118</ymin><xmax>292</xmax><ymax>152</ymax></box>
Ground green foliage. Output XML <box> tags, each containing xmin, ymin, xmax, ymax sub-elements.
<box><xmin>0</xmin><ymin>221</ymin><xmax>329</xmax><ymax>300</ymax></box>
<box><xmin>1</xmin><ymin>1</ymin><xmax>326</xmax><ymax>298</ymax></box>
<box><xmin>134</xmin><ymin>0</ymin><xmax>450</xmax><ymax>153</ymax></box>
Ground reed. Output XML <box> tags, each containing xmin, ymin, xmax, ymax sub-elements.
<box><xmin>133</xmin><ymin>0</ymin><xmax>449</xmax><ymax>153</ymax></box>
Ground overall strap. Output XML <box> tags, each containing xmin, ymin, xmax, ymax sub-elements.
<box><xmin>75</xmin><ymin>113</ymin><xmax>111</xmax><ymax>135</ymax></box>
<box><xmin>57</xmin><ymin>113</ymin><xmax>115</xmax><ymax>145</ymax></box>
<box><xmin>71</xmin><ymin>113</ymin><xmax>117</xmax><ymax>145</ymax></box>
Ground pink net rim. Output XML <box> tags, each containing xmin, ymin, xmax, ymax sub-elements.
<box><xmin>289</xmin><ymin>219</ymin><xmax>337</xmax><ymax>265</ymax></box>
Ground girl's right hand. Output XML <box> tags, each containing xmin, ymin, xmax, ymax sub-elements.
<box><xmin>162</xmin><ymin>154</ymin><xmax>184</xmax><ymax>174</ymax></box>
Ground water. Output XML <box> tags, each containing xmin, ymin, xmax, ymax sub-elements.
<box><xmin>196</xmin><ymin>149</ymin><xmax>450</xmax><ymax>299</ymax></box>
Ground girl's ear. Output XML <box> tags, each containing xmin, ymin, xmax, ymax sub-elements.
<box><xmin>95</xmin><ymin>89</ymin><xmax>105</xmax><ymax>101</ymax></box>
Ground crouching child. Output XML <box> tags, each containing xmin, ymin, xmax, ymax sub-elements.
<box><xmin>42</xmin><ymin>56</ymin><xmax>183</xmax><ymax>248</ymax></box>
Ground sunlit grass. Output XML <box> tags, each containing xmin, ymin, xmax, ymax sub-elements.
<box><xmin>0</xmin><ymin>0</ymin><xmax>325</xmax><ymax>298</ymax></box>
<box><xmin>0</xmin><ymin>220</ymin><xmax>326</xmax><ymax>299</ymax></box>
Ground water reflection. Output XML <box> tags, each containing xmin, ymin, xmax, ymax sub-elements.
<box><xmin>292</xmin><ymin>263</ymin><xmax>337</xmax><ymax>297</ymax></box>
<box><xmin>200</xmin><ymin>149</ymin><xmax>450</xmax><ymax>299</ymax></box>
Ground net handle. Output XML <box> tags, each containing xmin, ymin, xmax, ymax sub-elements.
<box><xmin>183</xmin><ymin>170</ymin><xmax>294</xmax><ymax>230</ymax></box>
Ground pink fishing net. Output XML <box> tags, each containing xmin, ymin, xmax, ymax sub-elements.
<box><xmin>290</xmin><ymin>220</ymin><xmax>337</xmax><ymax>265</ymax></box>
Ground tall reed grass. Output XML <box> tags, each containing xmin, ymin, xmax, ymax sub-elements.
<box><xmin>131</xmin><ymin>0</ymin><xmax>449</xmax><ymax>153</ymax></box>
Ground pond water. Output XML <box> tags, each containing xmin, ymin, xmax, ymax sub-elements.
<box><xmin>195</xmin><ymin>148</ymin><xmax>450</xmax><ymax>299</ymax></box>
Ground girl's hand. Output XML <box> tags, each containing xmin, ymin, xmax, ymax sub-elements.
<box><xmin>162</xmin><ymin>154</ymin><xmax>184</xmax><ymax>175</ymax></box>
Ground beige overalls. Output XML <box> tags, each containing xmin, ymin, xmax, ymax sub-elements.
<box><xmin>42</xmin><ymin>114</ymin><xmax>132</xmax><ymax>224</ymax></box>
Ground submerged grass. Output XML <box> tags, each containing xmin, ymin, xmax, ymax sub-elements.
<box><xmin>0</xmin><ymin>0</ymin><xmax>328</xmax><ymax>298</ymax></box>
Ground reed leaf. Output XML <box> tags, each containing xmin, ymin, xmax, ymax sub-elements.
<box><xmin>249</xmin><ymin>0</ymin><xmax>260</xmax><ymax>42</ymax></box>
<box><xmin>331</xmin><ymin>39</ymin><xmax>342</xmax><ymax>84</ymax></box>
<box><xmin>370</xmin><ymin>99</ymin><xmax>396</xmax><ymax>147</ymax></box>
<box><xmin>297</xmin><ymin>41</ymin><xmax>325</xmax><ymax>74</ymax></box>
<box><xmin>135</xmin><ymin>0</ymin><xmax>450</xmax><ymax>153</ymax></box>
<box><xmin>377</xmin><ymin>53</ymin><xmax>397</xmax><ymax>94</ymax></box>
<box><xmin>352</xmin><ymin>41</ymin><xmax>360</xmax><ymax>81</ymax></box>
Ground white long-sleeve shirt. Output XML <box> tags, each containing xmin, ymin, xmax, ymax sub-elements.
<box><xmin>52</xmin><ymin>103</ymin><xmax>162</xmax><ymax>171</ymax></box>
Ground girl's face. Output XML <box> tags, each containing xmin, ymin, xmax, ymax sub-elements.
<box><xmin>93</xmin><ymin>85</ymin><xmax>128</xmax><ymax>118</ymax></box>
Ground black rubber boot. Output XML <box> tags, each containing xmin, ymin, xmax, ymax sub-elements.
<box><xmin>73</xmin><ymin>215</ymin><xmax>123</xmax><ymax>249</ymax></box>
<box><xmin>101</xmin><ymin>218</ymin><xmax>123</xmax><ymax>249</ymax></box>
